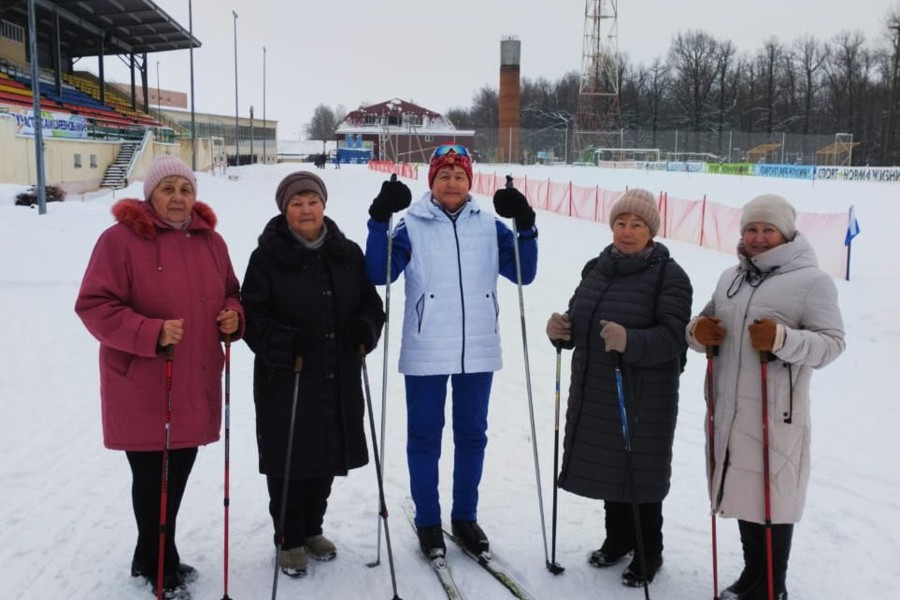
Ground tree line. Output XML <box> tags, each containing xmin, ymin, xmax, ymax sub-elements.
<box><xmin>444</xmin><ymin>13</ymin><xmax>900</xmax><ymax>166</ymax></box>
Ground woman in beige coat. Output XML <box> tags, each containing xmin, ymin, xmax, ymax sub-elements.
<box><xmin>686</xmin><ymin>194</ymin><xmax>845</xmax><ymax>600</ymax></box>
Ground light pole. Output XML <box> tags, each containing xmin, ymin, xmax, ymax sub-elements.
<box><xmin>156</xmin><ymin>61</ymin><xmax>161</xmax><ymax>117</ymax></box>
<box><xmin>262</xmin><ymin>46</ymin><xmax>267</xmax><ymax>165</ymax></box>
<box><xmin>26</xmin><ymin>0</ymin><xmax>46</xmax><ymax>214</ymax></box>
<box><xmin>189</xmin><ymin>0</ymin><xmax>196</xmax><ymax>170</ymax></box>
<box><xmin>249</xmin><ymin>105</ymin><xmax>254</xmax><ymax>164</ymax></box>
<box><xmin>232</xmin><ymin>10</ymin><xmax>239</xmax><ymax>165</ymax></box>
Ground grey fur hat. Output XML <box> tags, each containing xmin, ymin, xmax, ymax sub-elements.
<box><xmin>275</xmin><ymin>171</ymin><xmax>328</xmax><ymax>213</ymax></box>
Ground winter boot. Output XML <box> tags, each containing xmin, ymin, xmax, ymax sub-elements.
<box><xmin>451</xmin><ymin>519</ymin><xmax>490</xmax><ymax>556</ymax></box>
<box><xmin>133</xmin><ymin>570</ymin><xmax>191</xmax><ymax>599</ymax></box>
<box><xmin>588</xmin><ymin>540</ymin><xmax>633</xmax><ymax>568</ymax></box>
<box><xmin>621</xmin><ymin>552</ymin><xmax>663</xmax><ymax>587</ymax></box>
<box><xmin>279</xmin><ymin>546</ymin><xmax>309</xmax><ymax>578</ymax></box>
<box><xmin>417</xmin><ymin>524</ymin><xmax>446</xmax><ymax>560</ymax></box>
<box><xmin>175</xmin><ymin>563</ymin><xmax>198</xmax><ymax>585</ymax></box>
<box><xmin>721</xmin><ymin>520</ymin><xmax>765</xmax><ymax>599</ymax></box>
<box><xmin>131</xmin><ymin>560</ymin><xmax>196</xmax><ymax>599</ymax></box>
<box><xmin>305</xmin><ymin>534</ymin><xmax>337</xmax><ymax>561</ymax></box>
<box><xmin>737</xmin><ymin>523</ymin><xmax>793</xmax><ymax>600</ymax></box>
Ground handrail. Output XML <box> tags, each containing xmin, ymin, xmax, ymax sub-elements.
<box><xmin>125</xmin><ymin>129</ymin><xmax>154</xmax><ymax>182</ymax></box>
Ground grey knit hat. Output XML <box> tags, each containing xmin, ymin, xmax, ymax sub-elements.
<box><xmin>275</xmin><ymin>171</ymin><xmax>328</xmax><ymax>213</ymax></box>
<box><xmin>741</xmin><ymin>194</ymin><xmax>796</xmax><ymax>239</ymax></box>
<box><xmin>608</xmin><ymin>188</ymin><xmax>660</xmax><ymax>237</ymax></box>
<box><xmin>143</xmin><ymin>155</ymin><xmax>197</xmax><ymax>201</ymax></box>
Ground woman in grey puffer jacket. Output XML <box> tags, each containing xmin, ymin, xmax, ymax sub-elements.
<box><xmin>687</xmin><ymin>194</ymin><xmax>845</xmax><ymax>600</ymax></box>
<box><xmin>546</xmin><ymin>188</ymin><xmax>692</xmax><ymax>588</ymax></box>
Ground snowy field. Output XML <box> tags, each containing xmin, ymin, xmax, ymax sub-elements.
<box><xmin>1</xmin><ymin>162</ymin><xmax>897</xmax><ymax>599</ymax></box>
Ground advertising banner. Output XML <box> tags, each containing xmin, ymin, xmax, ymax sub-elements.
<box><xmin>13</xmin><ymin>110</ymin><xmax>88</xmax><ymax>139</ymax></box>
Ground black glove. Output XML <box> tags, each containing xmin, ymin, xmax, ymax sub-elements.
<box><xmin>350</xmin><ymin>318</ymin><xmax>377</xmax><ymax>355</ymax></box>
<box><xmin>493</xmin><ymin>187</ymin><xmax>535</xmax><ymax>230</ymax></box>
<box><xmin>368</xmin><ymin>178</ymin><xmax>412</xmax><ymax>222</ymax></box>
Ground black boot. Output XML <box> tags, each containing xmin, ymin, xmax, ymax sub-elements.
<box><xmin>416</xmin><ymin>524</ymin><xmax>446</xmax><ymax>560</ymax></box>
<box><xmin>451</xmin><ymin>519</ymin><xmax>490</xmax><ymax>556</ymax></box>
<box><xmin>727</xmin><ymin>522</ymin><xmax>793</xmax><ymax>600</ymax></box>
<box><xmin>721</xmin><ymin>520</ymin><xmax>764</xmax><ymax>599</ymax></box>
<box><xmin>588</xmin><ymin>540</ymin><xmax>632</xmax><ymax>568</ymax></box>
<box><xmin>621</xmin><ymin>553</ymin><xmax>663</xmax><ymax>587</ymax></box>
<box><xmin>618</xmin><ymin>501</ymin><xmax>664</xmax><ymax>587</ymax></box>
<box><xmin>590</xmin><ymin>501</ymin><xmax>634</xmax><ymax>567</ymax></box>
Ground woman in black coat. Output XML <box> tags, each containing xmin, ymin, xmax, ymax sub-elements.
<box><xmin>546</xmin><ymin>188</ymin><xmax>692</xmax><ymax>588</ymax></box>
<box><xmin>242</xmin><ymin>171</ymin><xmax>385</xmax><ymax>578</ymax></box>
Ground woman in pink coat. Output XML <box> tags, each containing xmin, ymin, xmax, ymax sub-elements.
<box><xmin>75</xmin><ymin>155</ymin><xmax>244</xmax><ymax>599</ymax></box>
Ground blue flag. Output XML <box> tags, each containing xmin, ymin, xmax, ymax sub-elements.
<box><xmin>845</xmin><ymin>205</ymin><xmax>860</xmax><ymax>246</ymax></box>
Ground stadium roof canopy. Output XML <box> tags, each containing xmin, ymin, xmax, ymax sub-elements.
<box><xmin>1</xmin><ymin>0</ymin><xmax>200</xmax><ymax>58</ymax></box>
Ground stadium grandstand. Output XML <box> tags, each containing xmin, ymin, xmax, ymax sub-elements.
<box><xmin>0</xmin><ymin>0</ymin><xmax>267</xmax><ymax>194</ymax></box>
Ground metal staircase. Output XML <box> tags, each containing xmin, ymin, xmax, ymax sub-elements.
<box><xmin>100</xmin><ymin>141</ymin><xmax>140</xmax><ymax>189</ymax></box>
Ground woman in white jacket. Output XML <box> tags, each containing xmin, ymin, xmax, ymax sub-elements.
<box><xmin>686</xmin><ymin>194</ymin><xmax>845</xmax><ymax>600</ymax></box>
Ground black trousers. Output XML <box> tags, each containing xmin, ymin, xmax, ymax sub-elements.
<box><xmin>266</xmin><ymin>475</ymin><xmax>334</xmax><ymax>550</ymax></box>
<box><xmin>736</xmin><ymin>519</ymin><xmax>794</xmax><ymax>597</ymax></box>
<box><xmin>604</xmin><ymin>500</ymin><xmax>664</xmax><ymax>559</ymax></box>
<box><xmin>126</xmin><ymin>448</ymin><xmax>198</xmax><ymax>578</ymax></box>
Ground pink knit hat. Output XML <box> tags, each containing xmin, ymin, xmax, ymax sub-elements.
<box><xmin>143</xmin><ymin>155</ymin><xmax>197</xmax><ymax>201</ymax></box>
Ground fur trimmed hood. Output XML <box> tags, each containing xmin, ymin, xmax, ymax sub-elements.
<box><xmin>111</xmin><ymin>198</ymin><xmax>217</xmax><ymax>239</ymax></box>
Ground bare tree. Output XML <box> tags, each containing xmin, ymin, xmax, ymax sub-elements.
<box><xmin>667</xmin><ymin>30</ymin><xmax>721</xmax><ymax>131</ymax></box>
<box><xmin>712</xmin><ymin>40</ymin><xmax>739</xmax><ymax>154</ymax></box>
<box><xmin>468</xmin><ymin>85</ymin><xmax>500</xmax><ymax>130</ymax></box>
<box><xmin>793</xmin><ymin>34</ymin><xmax>828</xmax><ymax>135</ymax></box>
<box><xmin>646</xmin><ymin>58</ymin><xmax>671</xmax><ymax>146</ymax></box>
<box><xmin>445</xmin><ymin>108</ymin><xmax>474</xmax><ymax>129</ymax></box>
<box><xmin>753</xmin><ymin>38</ymin><xmax>786</xmax><ymax>133</ymax></box>
<box><xmin>882</xmin><ymin>6</ymin><xmax>900</xmax><ymax>162</ymax></box>
<box><xmin>305</xmin><ymin>104</ymin><xmax>342</xmax><ymax>150</ymax></box>
<box><xmin>824</xmin><ymin>31</ymin><xmax>870</xmax><ymax>133</ymax></box>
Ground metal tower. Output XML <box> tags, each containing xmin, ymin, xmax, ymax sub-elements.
<box><xmin>574</xmin><ymin>0</ymin><xmax>622</xmax><ymax>159</ymax></box>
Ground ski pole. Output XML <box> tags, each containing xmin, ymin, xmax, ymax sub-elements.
<box><xmin>369</xmin><ymin>175</ymin><xmax>396</xmax><ymax>569</ymax></box>
<box><xmin>505</xmin><ymin>174</ymin><xmax>552</xmax><ymax>569</ymax></box>
<box><xmin>613</xmin><ymin>352</ymin><xmax>651</xmax><ymax>600</ymax></box>
<box><xmin>271</xmin><ymin>355</ymin><xmax>303</xmax><ymax>600</ymax></box>
<box><xmin>548</xmin><ymin>343</ymin><xmax>565</xmax><ymax>575</ymax></box>
<box><xmin>156</xmin><ymin>345</ymin><xmax>175</xmax><ymax>600</ymax></box>
<box><xmin>361</xmin><ymin>347</ymin><xmax>403</xmax><ymax>599</ymax></box>
<box><xmin>706</xmin><ymin>346</ymin><xmax>718</xmax><ymax>600</ymax></box>
<box><xmin>222</xmin><ymin>334</ymin><xmax>233</xmax><ymax>600</ymax></box>
<box><xmin>758</xmin><ymin>348</ymin><xmax>775</xmax><ymax>600</ymax></box>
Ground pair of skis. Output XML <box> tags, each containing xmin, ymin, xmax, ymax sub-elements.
<box><xmin>401</xmin><ymin>501</ymin><xmax>535</xmax><ymax>600</ymax></box>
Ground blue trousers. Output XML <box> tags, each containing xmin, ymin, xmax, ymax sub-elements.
<box><xmin>405</xmin><ymin>372</ymin><xmax>493</xmax><ymax>527</ymax></box>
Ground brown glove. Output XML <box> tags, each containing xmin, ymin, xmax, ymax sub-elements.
<box><xmin>693</xmin><ymin>317</ymin><xmax>726</xmax><ymax>347</ymax></box>
<box><xmin>748</xmin><ymin>319</ymin><xmax>778</xmax><ymax>352</ymax></box>
<box><xmin>599</xmin><ymin>320</ymin><xmax>627</xmax><ymax>353</ymax></box>
<box><xmin>546</xmin><ymin>312</ymin><xmax>572</xmax><ymax>342</ymax></box>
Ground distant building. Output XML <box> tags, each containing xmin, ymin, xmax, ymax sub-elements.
<box><xmin>336</xmin><ymin>98</ymin><xmax>474</xmax><ymax>163</ymax></box>
<box><xmin>113</xmin><ymin>84</ymin><xmax>188</xmax><ymax>109</ymax></box>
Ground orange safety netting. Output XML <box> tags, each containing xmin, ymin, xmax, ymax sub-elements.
<box><xmin>369</xmin><ymin>163</ymin><xmax>850</xmax><ymax>278</ymax></box>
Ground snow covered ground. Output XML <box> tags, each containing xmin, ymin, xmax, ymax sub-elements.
<box><xmin>1</xmin><ymin>162</ymin><xmax>897</xmax><ymax>599</ymax></box>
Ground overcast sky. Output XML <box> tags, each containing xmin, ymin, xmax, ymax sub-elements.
<box><xmin>85</xmin><ymin>0</ymin><xmax>897</xmax><ymax>140</ymax></box>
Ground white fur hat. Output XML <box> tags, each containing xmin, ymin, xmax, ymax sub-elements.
<box><xmin>741</xmin><ymin>194</ymin><xmax>797</xmax><ymax>239</ymax></box>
